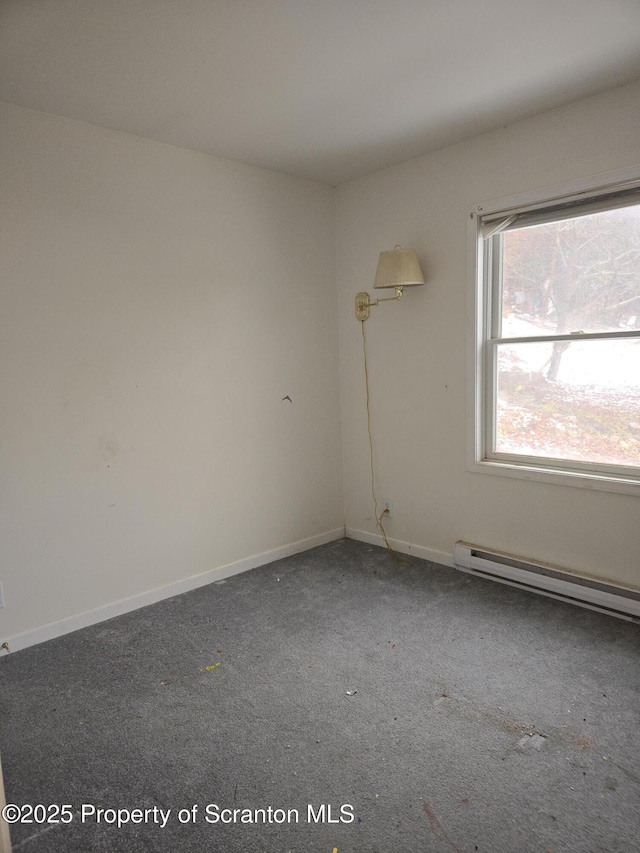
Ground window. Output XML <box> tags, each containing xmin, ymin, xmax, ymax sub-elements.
<box><xmin>470</xmin><ymin>168</ymin><xmax>640</xmax><ymax>493</ymax></box>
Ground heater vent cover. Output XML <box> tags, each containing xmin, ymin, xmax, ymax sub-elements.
<box><xmin>453</xmin><ymin>541</ymin><xmax>640</xmax><ymax>624</ymax></box>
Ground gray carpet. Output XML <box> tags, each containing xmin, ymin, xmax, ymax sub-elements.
<box><xmin>1</xmin><ymin>538</ymin><xmax>639</xmax><ymax>852</ymax></box>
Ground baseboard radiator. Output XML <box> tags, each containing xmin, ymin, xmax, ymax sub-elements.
<box><xmin>453</xmin><ymin>541</ymin><xmax>640</xmax><ymax>624</ymax></box>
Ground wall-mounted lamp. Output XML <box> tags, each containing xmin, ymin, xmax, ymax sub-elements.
<box><xmin>355</xmin><ymin>247</ymin><xmax>425</xmax><ymax>320</ymax></box>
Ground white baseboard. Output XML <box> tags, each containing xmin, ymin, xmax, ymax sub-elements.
<box><xmin>345</xmin><ymin>527</ymin><xmax>453</xmax><ymax>568</ymax></box>
<box><xmin>2</xmin><ymin>527</ymin><xmax>346</xmax><ymax>654</ymax></box>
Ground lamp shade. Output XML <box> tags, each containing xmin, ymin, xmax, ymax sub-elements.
<box><xmin>374</xmin><ymin>248</ymin><xmax>425</xmax><ymax>289</ymax></box>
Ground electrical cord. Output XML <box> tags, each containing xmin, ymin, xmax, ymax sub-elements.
<box><xmin>361</xmin><ymin>320</ymin><xmax>411</xmax><ymax>568</ymax></box>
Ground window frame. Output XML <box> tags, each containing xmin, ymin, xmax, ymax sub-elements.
<box><xmin>468</xmin><ymin>165</ymin><xmax>640</xmax><ymax>496</ymax></box>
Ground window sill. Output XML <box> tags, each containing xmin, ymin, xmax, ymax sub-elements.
<box><xmin>469</xmin><ymin>457</ymin><xmax>640</xmax><ymax>496</ymax></box>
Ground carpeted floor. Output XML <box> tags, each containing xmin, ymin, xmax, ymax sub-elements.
<box><xmin>1</xmin><ymin>538</ymin><xmax>639</xmax><ymax>852</ymax></box>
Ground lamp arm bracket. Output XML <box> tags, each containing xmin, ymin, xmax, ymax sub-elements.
<box><xmin>355</xmin><ymin>287</ymin><xmax>404</xmax><ymax>321</ymax></box>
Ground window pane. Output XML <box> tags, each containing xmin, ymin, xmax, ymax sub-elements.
<box><xmin>501</xmin><ymin>204</ymin><xmax>640</xmax><ymax>338</ymax></box>
<box><xmin>495</xmin><ymin>339</ymin><xmax>640</xmax><ymax>468</ymax></box>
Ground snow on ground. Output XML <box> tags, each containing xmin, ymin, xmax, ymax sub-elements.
<box><xmin>500</xmin><ymin>315</ymin><xmax>640</xmax><ymax>392</ymax></box>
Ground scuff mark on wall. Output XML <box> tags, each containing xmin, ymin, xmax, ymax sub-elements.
<box><xmin>97</xmin><ymin>435</ymin><xmax>120</xmax><ymax>461</ymax></box>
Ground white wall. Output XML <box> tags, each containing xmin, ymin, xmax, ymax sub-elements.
<box><xmin>3</xmin><ymin>78</ymin><xmax>640</xmax><ymax>649</ymax></box>
<box><xmin>0</xmin><ymin>102</ymin><xmax>343</xmax><ymax>644</ymax></box>
<box><xmin>337</xmin><ymin>80</ymin><xmax>640</xmax><ymax>589</ymax></box>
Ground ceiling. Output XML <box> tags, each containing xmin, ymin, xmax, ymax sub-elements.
<box><xmin>2</xmin><ymin>0</ymin><xmax>640</xmax><ymax>185</ymax></box>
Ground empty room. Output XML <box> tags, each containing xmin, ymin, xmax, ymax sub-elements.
<box><xmin>1</xmin><ymin>2</ymin><xmax>640</xmax><ymax>851</ymax></box>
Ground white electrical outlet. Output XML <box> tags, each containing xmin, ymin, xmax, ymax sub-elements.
<box><xmin>0</xmin><ymin>582</ymin><xmax>4</xmax><ymax>608</ymax></box>
<box><xmin>383</xmin><ymin>500</ymin><xmax>393</xmax><ymax>518</ymax></box>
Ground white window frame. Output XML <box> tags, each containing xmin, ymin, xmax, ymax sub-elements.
<box><xmin>468</xmin><ymin>165</ymin><xmax>640</xmax><ymax>496</ymax></box>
